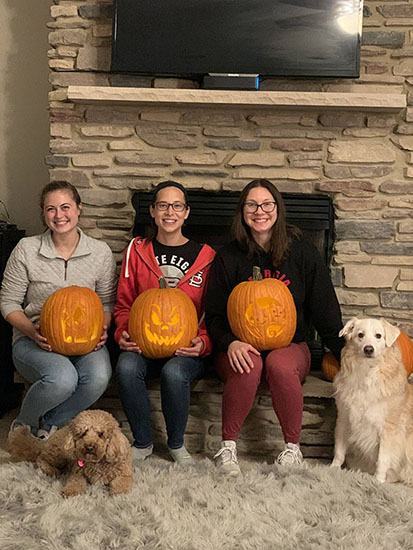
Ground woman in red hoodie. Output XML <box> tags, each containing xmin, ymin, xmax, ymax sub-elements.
<box><xmin>114</xmin><ymin>181</ymin><xmax>215</xmax><ymax>465</ymax></box>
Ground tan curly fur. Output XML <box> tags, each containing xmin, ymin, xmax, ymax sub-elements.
<box><xmin>8</xmin><ymin>409</ymin><xmax>133</xmax><ymax>497</ymax></box>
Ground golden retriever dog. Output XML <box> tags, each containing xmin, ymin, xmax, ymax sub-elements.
<box><xmin>332</xmin><ymin>317</ymin><xmax>413</xmax><ymax>485</ymax></box>
<box><xmin>8</xmin><ymin>409</ymin><xmax>133</xmax><ymax>497</ymax></box>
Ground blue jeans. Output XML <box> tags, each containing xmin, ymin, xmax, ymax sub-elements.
<box><xmin>13</xmin><ymin>336</ymin><xmax>112</xmax><ymax>431</ymax></box>
<box><xmin>116</xmin><ymin>352</ymin><xmax>205</xmax><ymax>449</ymax></box>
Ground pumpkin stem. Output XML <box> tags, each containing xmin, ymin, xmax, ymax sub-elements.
<box><xmin>158</xmin><ymin>277</ymin><xmax>168</xmax><ymax>289</ymax></box>
<box><xmin>252</xmin><ymin>266</ymin><xmax>263</xmax><ymax>281</ymax></box>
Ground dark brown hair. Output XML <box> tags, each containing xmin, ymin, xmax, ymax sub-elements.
<box><xmin>40</xmin><ymin>181</ymin><xmax>81</xmax><ymax>226</ymax></box>
<box><xmin>147</xmin><ymin>180</ymin><xmax>188</xmax><ymax>240</ymax></box>
<box><xmin>231</xmin><ymin>179</ymin><xmax>301</xmax><ymax>266</ymax></box>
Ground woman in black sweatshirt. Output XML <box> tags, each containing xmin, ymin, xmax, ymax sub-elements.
<box><xmin>205</xmin><ymin>179</ymin><xmax>343</xmax><ymax>476</ymax></box>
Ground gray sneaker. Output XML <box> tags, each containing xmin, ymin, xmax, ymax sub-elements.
<box><xmin>169</xmin><ymin>445</ymin><xmax>195</xmax><ymax>466</ymax></box>
<box><xmin>276</xmin><ymin>443</ymin><xmax>303</xmax><ymax>465</ymax></box>
<box><xmin>214</xmin><ymin>442</ymin><xmax>241</xmax><ymax>477</ymax></box>
<box><xmin>131</xmin><ymin>444</ymin><xmax>153</xmax><ymax>464</ymax></box>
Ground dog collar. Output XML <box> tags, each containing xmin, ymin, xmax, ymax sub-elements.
<box><xmin>77</xmin><ymin>460</ymin><xmax>84</xmax><ymax>467</ymax></box>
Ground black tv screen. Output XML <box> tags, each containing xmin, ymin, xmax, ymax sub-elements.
<box><xmin>111</xmin><ymin>0</ymin><xmax>363</xmax><ymax>79</ymax></box>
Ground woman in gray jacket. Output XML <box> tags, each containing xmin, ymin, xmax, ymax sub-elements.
<box><xmin>0</xmin><ymin>181</ymin><xmax>117</xmax><ymax>439</ymax></box>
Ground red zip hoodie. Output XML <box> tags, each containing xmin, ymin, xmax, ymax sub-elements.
<box><xmin>114</xmin><ymin>237</ymin><xmax>216</xmax><ymax>357</ymax></box>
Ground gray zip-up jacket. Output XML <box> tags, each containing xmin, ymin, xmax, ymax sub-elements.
<box><xmin>0</xmin><ymin>229</ymin><xmax>117</xmax><ymax>344</ymax></box>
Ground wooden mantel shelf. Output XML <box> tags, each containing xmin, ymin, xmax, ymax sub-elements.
<box><xmin>66</xmin><ymin>86</ymin><xmax>406</xmax><ymax>111</ymax></box>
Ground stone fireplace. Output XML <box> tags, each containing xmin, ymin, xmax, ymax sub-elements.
<box><xmin>45</xmin><ymin>0</ymin><xmax>413</xmax><ymax>458</ymax></box>
<box><xmin>47</xmin><ymin>0</ymin><xmax>413</xmax><ymax>338</ymax></box>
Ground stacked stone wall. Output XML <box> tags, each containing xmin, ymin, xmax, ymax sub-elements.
<box><xmin>47</xmin><ymin>0</ymin><xmax>413</xmax><ymax>335</ymax></box>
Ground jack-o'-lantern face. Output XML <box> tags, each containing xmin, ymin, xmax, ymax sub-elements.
<box><xmin>40</xmin><ymin>286</ymin><xmax>104</xmax><ymax>356</ymax></box>
<box><xmin>128</xmin><ymin>280</ymin><xmax>199</xmax><ymax>359</ymax></box>
<box><xmin>244</xmin><ymin>297</ymin><xmax>287</xmax><ymax>340</ymax></box>
<box><xmin>61</xmin><ymin>305</ymin><xmax>100</xmax><ymax>345</ymax></box>
<box><xmin>144</xmin><ymin>304</ymin><xmax>185</xmax><ymax>346</ymax></box>
<box><xmin>227</xmin><ymin>268</ymin><xmax>297</xmax><ymax>351</ymax></box>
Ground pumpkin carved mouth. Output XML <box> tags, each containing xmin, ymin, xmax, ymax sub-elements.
<box><xmin>144</xmin><ymin>324</ymin><xmax>185</xmax><ymax>346</ymax></box>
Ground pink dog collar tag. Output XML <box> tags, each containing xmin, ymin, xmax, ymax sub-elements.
<box><xmin>77</xmin><ymin>460</ymin><xmax>84</xmax><ymax>467</ymax></box>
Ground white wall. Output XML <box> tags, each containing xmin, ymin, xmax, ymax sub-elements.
<box><xmin>0</xmin><ymin>0</ymin><xmax>52</xmax><ymax>236</ymax></box>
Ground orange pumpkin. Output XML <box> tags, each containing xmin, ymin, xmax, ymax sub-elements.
<box><xmin>128</xmin><ymin>277</ymin><xmax>198</xmax><ymax>359</ymax></box>
<box><xmin>227</xmin><ymin>266</ymin><xmax>296</xmax><ymax>351</ymax></box>
<box><xmin>396</xmin><ymin>331</ymin><xmax>413</xmax><ymax>377</ymax></box>
<box><xmin>40</xmin><ymin>286</ymin><xmax>104</xmax><ymax>355</ymax></box>
<box><xmin>321</xmin><ymin>351</ymin><xmax>340</xmax><ymax>382</ymax></box>
<box><xmin>322</xmin><ymin>331</ymin><xmax>413</xmax><ymax>381</ymax></box>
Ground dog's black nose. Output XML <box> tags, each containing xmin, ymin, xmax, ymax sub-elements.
<box><xmin>364</xmin><ymin>345</ymin><xmax>374</xmax><ymax>356</ymax></box>
<box><xmin>85</xmin><ymin>445</ymin><xmax>95</xmax><ymax>453</ymax></box>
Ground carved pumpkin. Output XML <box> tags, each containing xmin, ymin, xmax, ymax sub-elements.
<box><xmin>40</xmin><ymin>286</ymin><xmax>104</xmax><ymax>355</ymax></box>
<box><xmin>128</xmin><ymin>277</ymin><xmax>198</xmax><ymax>359</ymax></box>
<box><xmin>322</xmin><ymin>331</ymin><xmax>413</xmax><ymax>381</ymax></box>
<box><xmin>227</xmin><ymin>266</ymin><xmax>296</xmax><ymax>351</ymax></box>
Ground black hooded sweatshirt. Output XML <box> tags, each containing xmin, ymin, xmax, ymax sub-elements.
<box><xmin>205</xmin><ymin>237</ymin><xmax>344</xmax><ymax>361</ymax></box>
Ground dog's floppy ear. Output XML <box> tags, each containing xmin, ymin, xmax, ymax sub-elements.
<box><xmin>64</xmin><ymin>430</ymin><xmax>75</xmax><ymax>454</ymax></box>
<box><xmin>380</xmin><ymin>318</ymin><xmax>400</xmax><ymax>347</ymax></box>
<box><xmin>339</xmin><ymin>317</ymin><xmax>358</xmax><ymax>339</ymax></box>
<box><xmin>105</xmin><ymin>428</ymin><xmax>130</xmax><ymax>463</ymax></box>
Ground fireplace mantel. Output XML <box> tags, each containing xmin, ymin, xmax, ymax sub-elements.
<box><xmin>66</xmin><ymin>86</ymin><xmax>406</xmax><ymax>111</ymax></box>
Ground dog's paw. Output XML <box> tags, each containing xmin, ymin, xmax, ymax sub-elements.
<box><xmin>375</xmin><ymin>473</ymin><xmax>386</xmax><ymax>484</ymax></box>
<box><xmin>61</xmin><ymin>485</ymin><xmax>84</xmax><ymax>498</ymax></box>
<box><xmin>109</xmin><ymin>475</ymin><xmax>133</xmax><ymax>495</ymax></box>
<box><xmin>331</xmin><ymin>457</ymin><xmax>344</xmax><ymax>468</ymax></box>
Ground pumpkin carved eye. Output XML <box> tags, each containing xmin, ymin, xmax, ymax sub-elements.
<box><xmin>167</xmin><ymin>307</ymin><xmax>179</xmax><ymax>326</ymax></box>
<box><xmin>151</xmin><ymin>306</ymin><xmax>162</xmax><ymax>326</ymax></box>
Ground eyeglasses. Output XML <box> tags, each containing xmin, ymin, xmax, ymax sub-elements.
<box><xmin>154</xmin><ymin>201</ymin><xmax>187</xmax><ymax>212</ymax></box>
<box><xmin>243</xmin><ymin>201</ymin><xmax>277</xmax><ymax>213</ymax></box>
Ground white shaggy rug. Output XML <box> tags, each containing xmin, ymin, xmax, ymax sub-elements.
<box><xmin>0</xmin><ymin>457</ymin><xmax>412</xmax><ymax>550</ymax></box>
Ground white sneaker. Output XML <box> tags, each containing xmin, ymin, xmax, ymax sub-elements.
<box><xmin>214</xmin><ymin>441</ymin><xmax>241</xmax><ymax>477</ymax></box>
<box><xmin>276</xmin><ymin>443</ymin><xmax>303</xmax><ymax>465</ymax></box>
<box><xmin>37</xmin><ymin>426</ymin><xmax>58</xmax><ymax>440</ymax></box>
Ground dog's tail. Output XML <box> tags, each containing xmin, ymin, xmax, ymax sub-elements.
<box><xmin>8</xmin><ymin>426</ymin><xmax>44</xmax><ymax>463</ymax></box>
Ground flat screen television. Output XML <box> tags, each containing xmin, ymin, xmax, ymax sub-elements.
<box><xmin>111</xmin><ymin>0</ymin><xmax>363</xmax><ymax>85</ymax></box>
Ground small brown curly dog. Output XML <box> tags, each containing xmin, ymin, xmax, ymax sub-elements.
<box><xmin>8</xmin><ymin>409</ymin><xmax>133</xmax><ymax>497</ymax></box>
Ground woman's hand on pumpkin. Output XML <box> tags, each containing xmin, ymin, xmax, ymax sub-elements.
<box><xmin>176</xmin><ymin>337</ymin><xmax>204</xmax><ymax>357</ymax></box>
<box><xmin>32</xmin><ymin>324</ymin><xmax>52</xmax><ymax>352</ymax></box>
<box><xmin>227</xmin><ymin>340</ymin><xmax>260</xmax><ymax>374</ymax></box>
<box><xmin>119</xmin><ymin>330</ymin><xmax>142</xmax><ymax>353</ymax></box>
<box><xmin>94</xmin><ymin>325</ymin><xmax>108</xmax><ymax>351</ymax></box>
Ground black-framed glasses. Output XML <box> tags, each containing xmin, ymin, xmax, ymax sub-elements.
<box><xmin>243</xmin><ymin>201</ymin><xmax>277</xmax><ymax>213</ymax></box>
<box><xmin>154</xmin><ymin>201</ymin><xmax>187</xmax><ymax>212</ymax></box>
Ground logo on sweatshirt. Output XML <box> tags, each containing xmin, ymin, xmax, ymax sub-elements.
<box><xmin>155</xmin><ymin>254</ymin><xmax>190</xmax><ymax>288</ymax></box>
<box><xmin>248</xmin><ymin>269</ymin><xmax>290</xmax><ymax>286</ymax></box>
<box><xmin>188</xmin><ymin>270</ymin><xmax>204</xmax><ymax>288</ymax></box>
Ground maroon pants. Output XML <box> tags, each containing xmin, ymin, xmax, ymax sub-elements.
<box><xmin>215</xmin><ymin>342</ymin><xmax>311</xmax><ymax>444</ymax></box>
